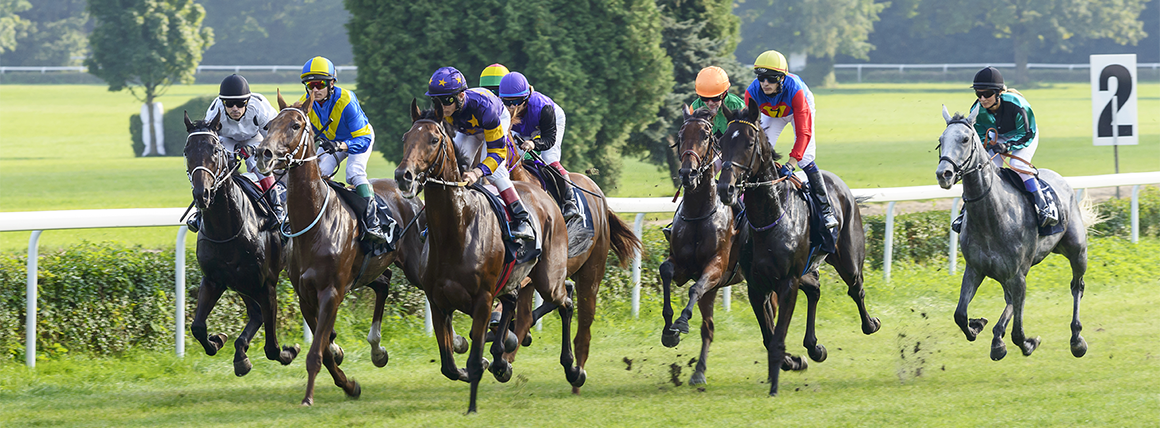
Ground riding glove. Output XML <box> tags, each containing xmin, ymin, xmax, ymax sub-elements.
<box><xmin>319</xmin><ymin>139</ymin><xmax>341</xmax><ymax>154</ymax></box>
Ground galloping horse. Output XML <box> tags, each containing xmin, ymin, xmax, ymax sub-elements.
<box><xmin>505</xmin><ymin>136</ymin><xmax>642</xmax><ymax>394</ymax></box>
<box><xmin>717</xmin><ymin>98</ymin><xmax>880</xmax><ymax>396</ymax></box>
<box><xmin>183</xmin><ymin>112</ymin><xmax>299</xmax><ymax>376</ymax></box>
<box><xmin>395</xmin><ymin>101</ymin><xmax>578</xmax><ymax>413</ymax></box>
<box><xmin>937</xmin><ymin>106</ymin><xmax>1090</xmax><ymax>360</ymax></box>
<box><xmin>657</xmin><ymin>106</ymin><xmax>746</xmax><ymax>386</ymax></box>
<box><xmin>252</xmin><ymin>92</ymin><xmax>406</xmax><ymax>406</ymax></box>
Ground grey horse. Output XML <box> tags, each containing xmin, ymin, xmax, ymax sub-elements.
<box><xmin>937</xmin><ymin>105</ymin><xmax>1090</xmax><ymax>361</ymax></box>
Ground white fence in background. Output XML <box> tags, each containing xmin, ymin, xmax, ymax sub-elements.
<box><xmin>3</xmin><ymin>172</ymin><xmax>1157</xmax><ymax>367</ymax></box>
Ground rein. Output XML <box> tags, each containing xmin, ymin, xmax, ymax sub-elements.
<box><xmin>186</xmin><ymin>130</ymin><xmax>247</xmax><ymax>243</ymax></box>
<box><xmin>678</xmin><ymin>117</ymin><xmax>718</xmax><ymax>179</ymax></box>
<box><xmin>723</xmin><ymin>119</ymin><xmax>789</xmax><ymax>232</ymax></box>
<box><xmin>413</xmin><ymin>119</ymin><xmax>471</xmax><ymax>188</ymax></box>
<box><xmin>270</xmin><ymin>106</ymin><xmax>334</xmax><ymax>238</ymax></box>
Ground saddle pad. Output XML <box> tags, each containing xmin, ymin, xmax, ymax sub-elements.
<box><xmin>323</xmin><ymin>180</ymin><xmax>400</xmax><ymax>255</ymax></box>
<box><xmin>468</xmin><ymin>182</ymin><xmax>543</xmax><ymax>265</ymax></box>
<box><xmin>232</xmin><ymin>174</ymin><xmax>273</xmax><ymax>218</ymax></box>
<box><xmin>996</xmin><ymin>168</ymin><xmax>1066</xmax><ymax>236</ymax></box>
<box><xmin>566</xmin><ymin>186</ymin><xmax>595</xmax><ymax>258</ymax></box>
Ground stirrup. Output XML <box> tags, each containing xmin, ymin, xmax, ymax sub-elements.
<box><xmin>951</xmin><ymin>213</ymin><xmax>964</xmax><ymax>234</ymax></box>
<box><xmin>822</xmin><ymin>213</ymin><xmax>838</xmax><ymax>229</ymax></box>
<box><xmin>186</xmin><ymin>213</ymin><xmax>201</xmax><ymax>233</ymax></box>
<box><xmin>509</xmin><ymin>220</ymin><xmax>535</xmax><ymax>241</ymax></box>
<box><xmin>1037</xmin><ymin>208</ymin><xmax>1059</xmax><ymax>228</ymax></box>
<box><xmin>662</xmin><ymin>224</ymin><xmax>672</xmax><ymax>241</ymax></box>
<box><xmin>562</xmin><ymin>200</ymin><xmax>580</xmax><ymax>221</ymax></box>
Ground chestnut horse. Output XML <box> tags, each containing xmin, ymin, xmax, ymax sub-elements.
<box><xmin>183</xmin><ymin>112</ymin><xmax>299</xmax><ymax>376</ymax></box>
<box><xmin>253</xmin><ymin>92</ymin><xmax>407</xmax><ymax>406</ymax></box>
<box><xmin>717</xmin><ymin>98</ymin><xmax>880</xmax><ymax>396</ymax></box>
<box><xmin>657</xmin><ymin>106</ymin><xmax>747</xmax><ymax>385</ymax></box>
<box><xmin>395</xmin><ymin>101</ymin><xmax>578</xmax><ymax>413</ymax></box>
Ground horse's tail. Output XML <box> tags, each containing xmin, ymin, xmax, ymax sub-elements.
<box><xmin>854</xmin><ymin>194</ymin><xmax>874</xmax><ymax>205</ymax></box>
<box><xmin>606</xmin><ymin>209</ymin><xmax>642</xmax><ymax>269</ymax></box>
<box><xmin>1077</xmin><ymin>194</ymin><xmax>1106</xmax><ymax>230</ymax></box>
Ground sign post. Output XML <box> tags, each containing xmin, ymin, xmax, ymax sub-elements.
<box><xmin>1090</xmin><ymin>54</ymin><xmax>1138</xmax><ymax>197</ymax></box>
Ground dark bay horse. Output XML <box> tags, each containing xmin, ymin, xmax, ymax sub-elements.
<box><xmin>658</xmin><ymin>106</ymin><xmax>746</xmax><ymax>386</ymax></box>
<box><xmin>183</xmin><ymin>112</ymin><xmax>299</xmax><ymax>376</ymax></box>
<box><xmin>395</xmin><ymin>101</ymin><xmax>578</xmax><ymax>413</ymax></box>
<box><xmin>252</xmin><ymin>92</ymin><xmax>407</xmax><ymax>406</ymax></box>
<box><xmin>717</xmin><ymin>98</ymin><xmax>880</xmax><ymax>396</ymax></box>
<box><xmin>506</xmin><ymin>139</ymin><xmax>642</xmax><ymax>394</ymax></box>
<box><xmin>937</xmin><ymin>106</ymin><xmax>1090</xmax><ymax>360</ymax></box>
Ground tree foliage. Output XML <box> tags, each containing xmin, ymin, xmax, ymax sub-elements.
<box><xmin>0</xmin><ymin>0</ymin><xmax>88</xmax><ymax>66</ymax></box>
<box><xmin>737</xmin><ymin>0</ymin><xmax>886</xmax><ymax>86</ymax></box>
<box><xmin>198</xmin><ymin>0</ymin><xmax>352</xmax><ymax>66</ymax></box>
<box><xmin>346</xmin><ymin>0</ymin><xmax>671</xmax><ymax>190</ymax></box>
<box><xmin>0</xmin><ymin>0</ymin><xmax>32</xmax><ymax>54</ymax></box>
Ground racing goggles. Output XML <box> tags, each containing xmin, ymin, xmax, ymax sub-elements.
<box><xmin>223</xmin><ymin>99</ymin><xmax>248</xmax><ymax>108</ymax></box>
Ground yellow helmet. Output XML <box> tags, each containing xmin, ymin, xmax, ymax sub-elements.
<box><xmin>695</xmin><ymin>66</ymin><xmax>730</xmax><ymax>98</ymax></box>
<box><xmin>479</xmin><ymin>63</ymin><xmax>510</xmax><ymax>88</ymax></box>
<box><xmin>754</xmin><ymin>50</ymin><xmax>789</xmax><ymax>75</ymax></box>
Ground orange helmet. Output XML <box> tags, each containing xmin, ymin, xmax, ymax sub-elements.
<box><xmin>695</xmin><ymin>66</ymin><xmax>730</xmax><ymax>98</ymax></box>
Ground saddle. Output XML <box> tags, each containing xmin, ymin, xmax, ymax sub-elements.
<box><xmin>234</xmin><ymin>173</ymin><xmax>275</xmax><ymax>220</ymax></box>
<box><xmin>323</xmin><ymin>180</ymin><xmax>401</xmax><ymax>255</ymax></box>
<box><xmin>996</xmin><ymin>168</ymin><xmax>1066</xmax><ymax>236</ymax></box>
<box><xmin>522</xmin><ymin>159</ymin><xmax>595</xmax><ymax>258</ymax></box>
<box><xmin>468</xmin><ymin>182</ymin><xmax>543</xmax><ymax>265</ymax></box>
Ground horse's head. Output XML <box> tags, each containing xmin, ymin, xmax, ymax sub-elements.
<box><xmin>677</xmin><ymin>105</ymin><xmax>718</xmax><ymax>189</ymax></box>
<box><xmin>717</xmin><ymin>97</ymin><xmax>777</xmax><ymax>206</ymax></box>
<box><xmin>254</xmin><ymin>90</ymin><xmax>316</xmax><ymax>175</ymax></box>
<box><xmin>936</xmin><ymin>104</ymin><xmax>983</xmax><ymax>189</ymax></box>
<box><xmin>395</xmin><ymin>99</ymin><xmax>458</xmax><ymax>199</ymax></box>
<box><xmin>183</xmin><ymin>111</ymin><xmax>230</xmax><ymax>209</ymax></box>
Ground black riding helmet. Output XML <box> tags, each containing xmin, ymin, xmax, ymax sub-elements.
<box><xmin>971</xmin><ymin>67</ymin><xmax>1005</xmax><ymax>90</ymax></box>
<box><xmin>219</xmin><ymin>74</ymin><xmax>251</xmax><ymax>99</ymax></box>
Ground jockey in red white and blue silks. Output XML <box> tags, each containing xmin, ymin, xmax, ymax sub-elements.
<box><xmin>425</xmin><ymin>66</ymin><xmax>534</xmax><ymax>241</ymax></box>
<box><xmin>499</xmin><ymin>71</ymin><xmax>580</xmax><ymax>220</ymax></box>
<box><xmin>743</xmin><ymin>49</ymin><xmax>838</xmax><ymax>229</ymax></box>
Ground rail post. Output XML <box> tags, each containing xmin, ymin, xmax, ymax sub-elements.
<box><xmin>25</xmin><ymin>230</ymin><xmax>42</xmax><ymax>367</ymax></box>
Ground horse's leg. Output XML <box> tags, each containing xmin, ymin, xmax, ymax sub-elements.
<box><xmin>673</xmin><ymin>262</ymin><xmax>726</xmax><ymax>337</ymax></box>
<box><xmin>954</xmin><ymin>266</ymin><xmax>989</xmax><ymax>341</ymax></box>
<box><xmin>690</xmin><ymin>286</ymin><xmax>719</xmax><ymax>386</ymax></box>
<box><xmin>231</xmin><ymin>293</ymin><xmax>264</xmax><ymax>377</ymax></box>
<box><xmin>659</xmin><ymin>259</ymin><xmax>681</xmax><ymax>347</ymax></box>
<box><xmin>989</xmin><ymin>284</ymin><xmax>1016</xmax><ymax>361</ymax></box>
<box><xmin>505</xmin><ymin>284</ymin><xmax>537</xmax><ymax>362</ymax></box>
<box><xmin>190</xmin><ymin>277</ymin><xmax>228</xmax><ymax>356</ymax></box>
<box><xmin>556</xmin><ymin>281</ymin><xmax>582</xmax><ymax>389</ymax></box>
<box><xmin>768</xmin><ymin>280</ymin><xmax>801</xmax><ymax>396</ymax></box>
<box><xmin>1005</xmin><ymin>275</ymin><xmax>1041</xmax><ymax>358</ymax></box>
<box><xmin>367</xmin><ymin>273</ymin><xmax>391</xmax><ymax>368</ymax></box>
<box><xmin>747</xmin><ymin>286</ymin><xmax>777</xmax><ymax>388</ymax></box>
<box><xmin>827</xmin><ymin>248</ymin><xmax>881</xmax><ymax>335</ymax></box>
<box><xmin>431</xmin><ymin>304</ymin><xmax>468</xmax><ymax>382</ymax></box>
<box><xmin>466</xmin><ymin>295</ymin><xmax>493</xmax><ymax>414</ymax></box>
<box><xmin>1065</xmin><ymin>242</ymin><xmax>1088</xmax><ymax>358</ymax></box>
<box><xmin>488</xmin><ymin>294</ymin><xmax>515</xmax><ymax>382</ymax></box>
<box><xmin>259</xmin><ymin>278</ymin><xmax>299</xmax><ymax>366</ymax></box>
<box><xmin>571</xmin><ymin>265</ymin><xmax>604</xmax><ymax>394</ymax></box>
<box><xmin>318</xmin><ymin>285</ymin><xmax>360</xmax><ymax>399</ymax></box>
<box><xmin>799</xmin><ymin>273</ymin><xmax>827</xmax><ymax>363</ymax></box>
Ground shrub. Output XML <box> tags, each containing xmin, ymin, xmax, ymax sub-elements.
<box><xmin>1092</xmin><ymin>185</ymin><xmax>1160</xmax><ymax>238</ymax></box>
<box><xmin>129</xmin><ymin>95</ymin><xmax>217</xmax><ymax>157</ymax></box>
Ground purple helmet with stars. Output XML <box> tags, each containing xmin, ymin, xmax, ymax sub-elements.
<box><xmin>425</xmin><ymin>66</ymin><xmax>468</xmax><ymax>97</ymax></box>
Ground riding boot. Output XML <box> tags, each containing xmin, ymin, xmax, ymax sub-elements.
<box><xmin>263</xmin><ymin>182</ymin><xmax>287</xmax><ymax>231</ymax></box>
<box><xmin>662</xmin><ymin>222</ymin><xmax>672</xmax><ymax>241</ymax></box>
<box><xmin>506</xmin><ymin>200</ymin><xmax>536</xmax><ymax>241</ymax></box>
<box><xmin>951</xmin><ymin>211</ymin><xmax>965</xmax><ymax>234</ymax></box>
<box><xmin>1033</xmin><ymin>188</ymin><xmax>1059</xmax><ymax>227</ymax></box>
<box><xmin>186</xmin><ymin>211</ymin><xmax>201</xmax><ymax>233</ymax></box>
<box><xmin>557</xmin><ymin>175</ymin><xmax>581</xmax><ymax>221</ymax></box>
<box><xmin>805</xmin><ymin>168</ymin><xmax>839</xmax><ymax>229</ymax></box>
<box><xmin>361</xmin><ymin>196</ymin><xmax>392</xmax><ymax>244</ymax></box>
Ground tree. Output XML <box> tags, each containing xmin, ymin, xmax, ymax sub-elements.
<box><xmin>85</xmin><ymin>0</ymin><xmax>213</xmax><ymax>156</ymax></box>
<box><xmin>901</xmin><ymin>0</ymin><xmax>1149</xmax><ymax>83</ymax></box>
<box><xmin>198</xmin><ymin>0</ymin><xmax>352</xmax><ymax>66</ymax></box>
<box><xmin>346</xmin><ymin>0</ymin><xmax>671</xmax><ymax>190</ymax></box>
<box><xmin>0</xmin><ymin>0</ymin><xmax>88</xmax><ymax>66</ymax></box>
<box><xmin>0</xmin><ymin>0</ymin><xmax>32</xmax><ymax>54</ymax></box>
<box><xmin>624</xmin><ymin>0</ymin><xmax>744</xmax><ymax>188</ymax></box>
<box><xmin>736</xmin><ymin>0</ymin><xmax>886</xmax><ymax>87</ymax></box>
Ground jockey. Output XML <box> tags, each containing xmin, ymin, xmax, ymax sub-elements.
<box><xmin>958</xmin><ymin>66</ymin><xmax>1057</xmax><ymax>230</ymax></box>
<box><xmin>426</xmin><ymin>66</ymin><xmax>535</xmax><ymax>241</ymax></box>
<box><xmin>499</xmin><ymin>71</ymin><xmax>581</xmax><ymax>221</ymax></box>
<box><xmin>744</xmin><ymin>50</ymin><xmax>838</xmax><ymax>229</ymax></box>
<box><xmin>188</xmin><ymin>74</ymin><xmax>283</xmax><ymax>233</ymax></box>
<box><xmin>298</xmin><ymin>56</ymin><xmax>392</xmax><ymax>244</ymax></box>
<box><xmin>690</xmin><ymin>66</ymin><xmax>746</xmax><ymax>140</ymax></box>
<box><xmin>479</xmin><ymin>63</ymin><xmax>509</xmax><ymax>96</ymax></box>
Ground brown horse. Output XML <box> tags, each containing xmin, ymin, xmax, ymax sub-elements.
<box><xmin>505</xmin><ymin>136</ymin><xmax>642</xmax><ymax>395</ymax></box>
<box><xmin>183</xmin><ymin>112</ymin><xmax>299</xmax><ymax>376</ymax></box>
<box><xmin>252</xmin><ymin>92</ymin><xmax>406</xmax><ymax>406</ymax></box>
<box><xmin>657</xmin><ymin>106</ymin><xmax>747</xmax><ymax>385</ymax></box>
<box><xmin>395</xmin><ymin>100</ymin><xmax>577</xmax><ymax>413</ymax></box>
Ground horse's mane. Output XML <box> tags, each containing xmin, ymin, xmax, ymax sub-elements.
<box><xmin>689</xmin><ymin>106</ymin><xmax>715</xmax><ymax>122</ymax></box>
<box><xmin>950</xmin><ymin>112</ymin><xmax>968</xmax><ymax>121</ymax></box>
<box><xmin>415</xmin><ymin>108</ymin><xmax>456</xmax><ymax>135</ymax></box>
<box><xmin>189</xmin><ymin>119</ymin><xmax>218</xmax><ymax>135</ymax></box>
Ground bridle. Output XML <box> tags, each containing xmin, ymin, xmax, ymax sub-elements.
<box><xmin>677</xmin><ymin>117</ymin><xmax>718</xmax><ymax>182</ymax></box>
<box><xmin>722</xmin><ymin>119</ymin><xmax>791</xmax><ymax>232</ymax></box>
<box><xmin>185</xmin><ymin>129</ymin><xmax>246</xmax><ymax>243</ymax></box>
<box><xmin>409</xmin><ymin>119</ymin><xmax>465</xmax><ymax>189</ymax></box>
<box><xmin>938</xmin><ymin>119</ymin><xmax>992</xmax><ymax>203</ymax></box>
<box><xmin>268</xmin><ymin>107</ymin><xmax>322</xmax><ymax>171</ymax></box>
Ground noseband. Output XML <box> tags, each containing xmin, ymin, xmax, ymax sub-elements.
<box><xmin>677</xmin><ymin>117</ymin><xmax>718</xmax><ymax>180</ymax></box>
<box><xmin>269</xmin><ymin>107</ymin><xmax>321</xmax><ymax>170</ymax></box>
<box><xmin>411</xmin><ymin>119</ymin><xmax>465</xmax><ymax>188</ymax></box>
<box><xmin>186</xmin><ymin>131</ymin><xmax>236</xmax><ymax>200</ymax></box>
<box><xmin>939</xmin><ymin>119</ymin><xmax>991</xmax><ymax>203</ymax></box>
<box><xmin>723</xmin><ymin>119</ymin><xmax>787</xmax><ymax>189</ymax></box>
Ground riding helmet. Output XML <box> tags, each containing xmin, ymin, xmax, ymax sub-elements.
<box><xmin>754</xmin><ymin>50</ymin><xmax>790</xmax><ymax>75</ymax></box>
<box><xmin>971</xmin><ymin>67</ymin><xmax>1005</xmax><ymax>90</ymax></box>
<box><xmin>499</xmin><ymin>72</ymin><xmax>532</xmax><ymax>98</ymax></box>
<box><xmin>219</xmin><ymin>74</ymin><xmax>251</xmax><ymax>99</ymax></box>
<box><xmin>425</xmin><ymin>66</ymin><xmax>468</xmax><ymax>97</ymax></box>
<box><xmin>479</xmin><ymin>63</ymin><xmax>509</xmax><ymax>89</ymax></box>
<box><xmin>301</xmin><ymin>56</ymin><xmax>337</xmax><ymax>82</ymax></box>
<box><xmin>695</xmin><ymin>66</ymin><xmax>730</xmax><ymax>98</ymax></box>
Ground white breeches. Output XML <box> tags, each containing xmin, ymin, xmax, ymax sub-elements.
<box><xmin>318</xmin><ymin>127</ymin><xmax>375</xmax><ymax>188</ymax></box>
<box><xmin>759</xmin><ymin>113</ymin><xmax>817</xmax><ymax>166</ymax></box>
<box><xmin>454</xmin><ymin>108</ymin><xmax>513</xmax><ymax>191</ymax></box>
<box><xmin>221</xmin><ymin>135</ymin><xmax>264</xmax><ymax>176</ymax></box>
<box><xmin>990</xmin><ymin>134</ymin><xmax>1039</xmax><ymax>182</ymax></box>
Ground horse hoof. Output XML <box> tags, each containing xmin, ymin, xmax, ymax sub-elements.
<box><xmin>491</xmin><ymin>361</ymin><xmax>513</xmax><ymax>383</ymax></box>
<box><xmin>781</xmin><ymin>355</ymin><xmax>808</xmax><ymax>371</ymax></box>
<box><xmin>206</xmin><ymin>333</ymin><xmax>228</xmax><ymax>356</ymax></box>
<box><xmin>967</xmin><ymin>318</ymin><xmax>989</xmax><ymax>341</ymax></box>
<box><xmin>1071</xmin><ymin>336</ymin><xmax>1088</xmax><ymax>358</ymax></box>
<box><xmin>568</xmin><ymin>368</ymin><xmax>587</xmax><ymax>388</ymax></box>
<box><xmin>330</xmin><ymin>343</ymin><xmax>345</xmax><ymax>366</ymax></box>
<box><xmin>280</xmin><ymin>344</ymin><xmax>301</xmax><ymax>365</ymax></box>
<box><xmin>503</xmin><ymin>331</ymin><xmax>519</xmax><ymax>352</ymax></box>
<box><xmin>522</xmin><ymin>334</ymin><xmax>532</xmax><ymax>347</ymax></box>
<box><xmin>372</xmin><ymin>347</ymin><xmax>389</xmax><ymax>368</ymax></box>
<box><xmin>689</xmin><ymin>371</ymin><xmax>707</xmax><ymax>386</ymax></box>
<box><xmin>661</xmin><ymin>330</ymin><xmax>682</xmax><ymax>348</ymax></box>
<box><xmin>1021</xmin><ymin>336</ymin><xmax>1041</xmax><ymax>356</ymax></box>
<box><xmin>808</xmin><ymin>345</ymin><xmax>828</xmax><ymax>363</ymax></box>
<box><xmin>672</xmin><ymin>319</ymin><xmax>690</xmax><ymax>334</ymax></box>
<box><xmin>863</xmin><ymin>317</ymin><xmax>882</xmax><ymax>335</ymax></box>
<box><xmin>234</xmin><ymin>358</ymin><xmax>252</xmax><ymax>377</ymax></box>
<box><xmin>990</xmin><ymin>340</ymin><xmax>1007</xmax><ymax>361</ymax></box>
<box><xmin>453</xmin><ymin>335</ymin><xmax>469</xmax><ymax>354</ymax></box>
<box><xmin>480</xmin><ymin>358</ymin><xmax>491</xmax><ymax>372</ymax></box>
<box><xmin>301</xmin><ymin>397</ymin><xmax>313</xmax><ymax>407</ymax></box>
<box><xmin>346</xmin><ymin>380</ymin><xmax>361</xmax><ymax>399</ymax></box>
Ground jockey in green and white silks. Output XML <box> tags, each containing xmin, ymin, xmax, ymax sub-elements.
<box><xmin>499</xmin><ymin>71</ymin><xmax>580</xmax><ymax>221</ymax></box>
<box><xmin>964</xmin><ymin>66</ymin><xmax>1057</xmax><ymax>229</ymax></box>
<box><xmin>298</xmin><ymin>56</ymin><xmax>392</xmax><ymax>244</ymax></box>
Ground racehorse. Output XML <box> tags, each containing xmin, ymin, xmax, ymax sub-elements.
<box><xmin>505</xmin><ymin>136</ymin><xmax>642</xmax><ymax>394</ymax></box>
<box><xmin>395</xmin><ymin>100</ymin><xmax>578</xmax><ymax>413</ymax></box>
<box><xmin>657</xmin><ymin>106</ymin><xmax>746</xmax><ymax>386</ymax></box>
<box><xmin>252</xmin><ymin>92</ymin><xmax>406</xmax><ymax>406</ymax></box>
<box><xmin>717</xmin><ymin>98</ymin><xmax>881</xmax><ymax>396</ymax></box>
<box><xmin>937</xmin><ymin>106</ymin><xmax>1090</xmax><ymax>360</ymax></box>
<box><xmin>183</xmin><ymin>112</ymin><xmax>299</xmax><ymax>377</ymax></box>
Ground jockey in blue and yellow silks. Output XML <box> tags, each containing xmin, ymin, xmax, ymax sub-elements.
<box><xmin>743</xmin><ymin>49</ymin><xmax>838</xmax><ymax>230</ymax></box>
<box><xmin>298</xmin><ymin>56</ymin><xmax>392</xmax><ymax>244</ymax></box>
<box><xmin>426</xmin><ymin>66</ymin><xmax>534</xmax><ymax>241</ymax></box>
